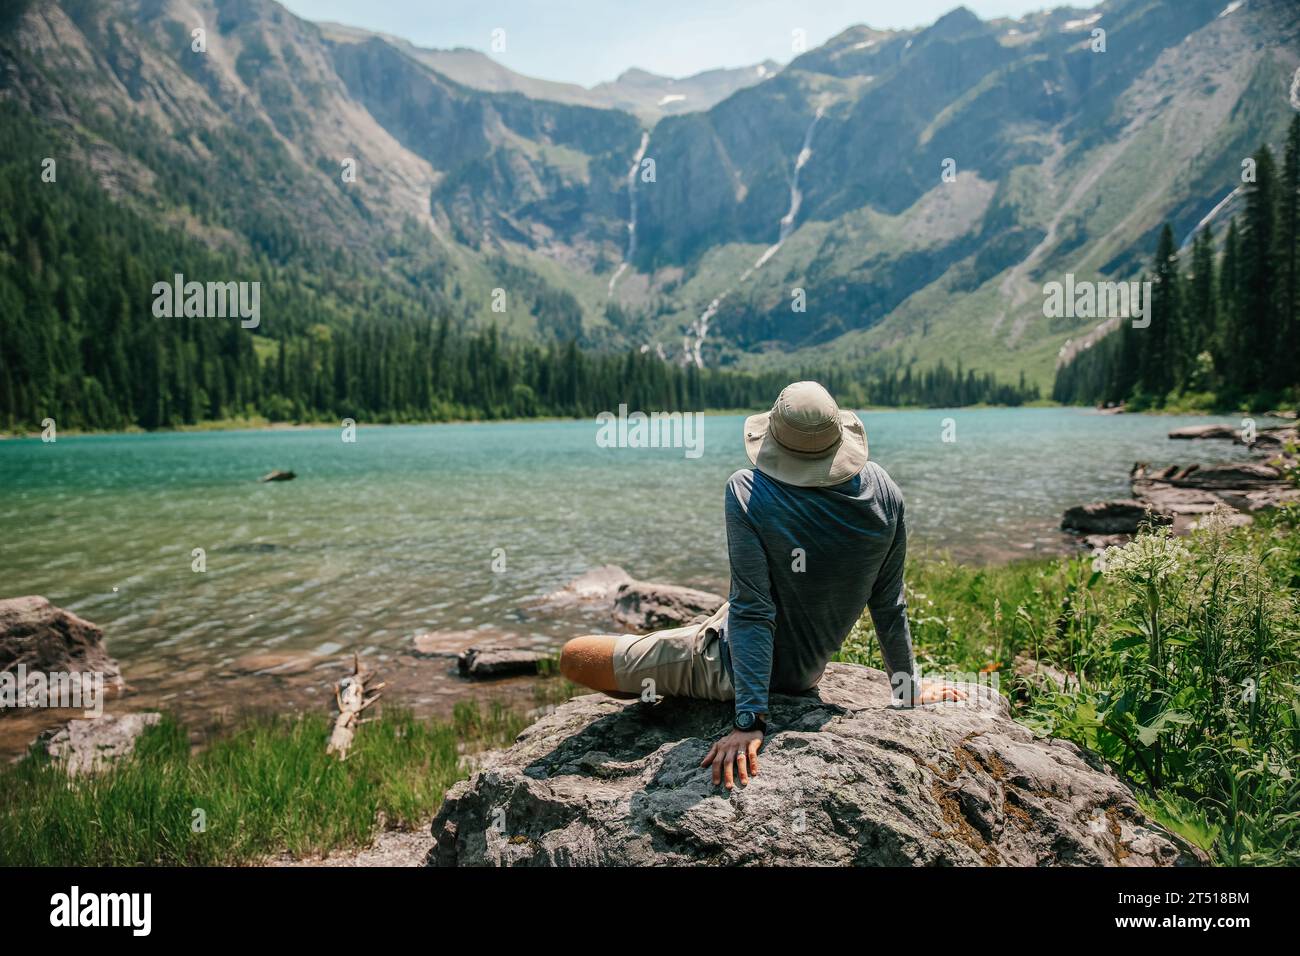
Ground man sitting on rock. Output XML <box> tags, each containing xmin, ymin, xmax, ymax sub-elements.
<box><xmin>560</xmin><ymin>381</ymin><xmax>964</xmax><ymax>790</ymax></box>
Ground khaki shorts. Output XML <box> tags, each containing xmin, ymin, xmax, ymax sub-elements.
<box><xmin>611</xmin><ymin>602</ymin><xmax>735</xmax><ymax>701</ymax></box>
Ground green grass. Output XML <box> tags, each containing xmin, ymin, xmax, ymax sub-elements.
<box><xmin>0</xmin><ymin>702</ymin><xmax>531</xmax><ymax>866</ymax></box>
<box><xmin>839</xmin><ymin>506</ymin><xmax>1300</xmax><ymax>865</ymax></box>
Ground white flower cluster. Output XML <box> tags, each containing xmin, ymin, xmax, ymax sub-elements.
<box><xmin>1100</xmin><ymin>529</ymin><xmax>1191</xmax><ymax>584</ymax></box>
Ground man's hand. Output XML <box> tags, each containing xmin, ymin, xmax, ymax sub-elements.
<box><xmin>917</xmin><ymin>679</ymin><xmax>967</xmax><ymax>704</ymax></box>
<box><xmin>700</xmin><ymin>729</ymin><xmax>764</xmax><ymax>790</ymax></box>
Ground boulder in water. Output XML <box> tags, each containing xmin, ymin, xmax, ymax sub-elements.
<box><xmin>0</xmin><ymin>596</ymin><xmax>124</xmax><ymax>692</ymax></box>
<box><xmin>531</xmin><ymin>567</ymin><xmax>724</xmax><ymax>633</ymax></box>
<box><xmin>458</xmin><ymin>647</ymin><xmax>550</xmax><ymax>679</ymax></box>
<box><xmin>530</xmin><ymin>565</ymin><xmax>633</xmax><ymax>610</ymax></box>
<box><xmin>1167</xmin><ymin>424</ymin><xmax>1237</xmax><ymax>440</ymax></box>
<box><xmin>613</xmin><ymin>580</ymin><xmax>725</xmax><ymax>632</ymax></box>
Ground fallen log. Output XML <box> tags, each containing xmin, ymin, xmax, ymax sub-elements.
<box><xmin>326</xmin><ymin>654</ymin><xmax>383</xmax><ymax>760</ymax></box>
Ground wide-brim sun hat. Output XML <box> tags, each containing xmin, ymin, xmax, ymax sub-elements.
<box><xmin>743</xmin><ymin>381</ymin><xmax>868</xmax><ymax>488</ymax></box>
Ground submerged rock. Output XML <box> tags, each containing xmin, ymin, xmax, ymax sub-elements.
<box><xmin>427</xmin><ymin>663</ymin><xmax>1203</xmax><ymax>867</ymax></box>
<box><xmin>0</xmin><ymin>596</ymin><xmax>124</xmax><ymax>692</ymax></box>
<box><xmin>259</xmin><ymin>470</ymin><xmax>296</xmax><ymax>482</ymax></box>
<box><xmin>38</xmin><ymin>712</ymin><xmax>162</xmax><ymax>776</ymax></box>
<box><xmin>530</xmin><ymin>565</ymin><xmax>633</xmax><ymax>611</ymax></box>
<box><xmin>458</xmin><ymin>647</ymin><xmax>550</xmax><ymax>679</ymax></box>
<box><xmin>1168</xmin><ymin>423</ymin><xmax>1238</xmax><ymax>440</ymax></box>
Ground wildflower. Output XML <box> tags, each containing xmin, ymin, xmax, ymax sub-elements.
<box><xmin>1100</xmin><ymin>528</ymin><xmax>1190</xmax><ymax>586</ymax></box>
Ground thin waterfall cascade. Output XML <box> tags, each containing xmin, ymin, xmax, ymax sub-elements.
<box><xmin>685</xmin><ymin>108</ymin><xmax>823</xmax><ymax>368</ymax></box>
<box><xmin>608</xmin><ymin>131</ymin><xmax>651</xmax><ymax>295</ymax></box>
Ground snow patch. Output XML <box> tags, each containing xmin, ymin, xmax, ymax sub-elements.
<box><xmin>1062</xmin><ymin>12</ymin><xmax>1102</xmax><ymax>30</ymax></box>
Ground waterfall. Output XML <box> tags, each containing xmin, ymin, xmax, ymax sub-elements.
<box><xmin>753</xmin><ymin>107</ymin><xmax>822</xmax><ymax>271</ymax></box>
<box><xmin>684</xmin><ymin>108</ymin><xmax>823</xmax><ymax>368</ymax></box>
<box><xmin>608</xmin><ymin>131</ymin><xmax>651</xmax><ymax>294</ymax></box>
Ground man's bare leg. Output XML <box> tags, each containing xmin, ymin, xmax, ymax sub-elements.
<box><xmin>560</xmin><ymin>635</ymin><xmax>636</xmax><ymax>697</ymax></box>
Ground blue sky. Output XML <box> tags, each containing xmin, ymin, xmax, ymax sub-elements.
<box><xmin>281</xmin><ymin>0</ymin><xmax>1055</xmax><ymax>87</ymax></box>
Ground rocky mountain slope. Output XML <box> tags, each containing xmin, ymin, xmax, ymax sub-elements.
<box><xmin>3</xmin><ymin>0</ymin><xmax>1297</xmax><ymax>386</ymax></box>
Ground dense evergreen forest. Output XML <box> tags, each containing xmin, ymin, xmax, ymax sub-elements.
<box><xmin>0</xmin><ymin>105</ymin><xmax>1035</xmax><ymax>432</ymax></box>
<box><xmin>1053</xmin><ymin>116</ymin><xmax>1300</xmax><ymax>410</ymax></box>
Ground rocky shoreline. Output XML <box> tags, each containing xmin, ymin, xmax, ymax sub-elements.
<box><xmin>1061</xmin><ymin>422</ymin><xmax>1298</xmax><ymax>551</ymax></box>
<box><xmin>0</xmin><ymin>568</ymin><xmax>725</xmax><ymax>769</ymax></box>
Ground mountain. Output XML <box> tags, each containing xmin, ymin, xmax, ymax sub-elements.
<box><xmin>319</xmin><ymin>22</ymin><xmax>779</xmax><ymax>125</ymax></box>
<box><xmin>2</xmin><ymin>0</ymin><xmax>1298</xmax><ymax>394</ymax></box>
<box><xmin>589</xmin><ymin>63</ymin><xmax>781</xmax><ymax>122</ymax></box>
<box><xmin>624</xmin><ymin>0</ymin><xmax>1300</xmax><ymax>380</ymax></box>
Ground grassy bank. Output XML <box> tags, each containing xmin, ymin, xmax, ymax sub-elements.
<box><xmin>0</xmin><ymin>701</ymin><xmax>528</xmax><ymax>866</ymax></box>
<box><xmin>838</xmin><ymin>505</ymin><xmax>1300</xmax><ymax>865</ymax></box>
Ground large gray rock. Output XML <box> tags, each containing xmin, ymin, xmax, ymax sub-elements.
<box><xmin>0</xmin><ymin>596</ymin><xmax>124</xmax><ymax>692</ymax></box>
<box><xmin>427</xmin><ymin>663</ymin><xmax>1203</xmax><ymax>867</ymax></box>
<box><xmin>612</xmin><ymin>581</ymin><xmax>725</xmax><ymax>632</ymax></box>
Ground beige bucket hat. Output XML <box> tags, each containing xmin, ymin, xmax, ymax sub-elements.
<box><xmin>743</xmin><ymin>381</ymin><xmax>868</xmax><ymax>487</ymax></box>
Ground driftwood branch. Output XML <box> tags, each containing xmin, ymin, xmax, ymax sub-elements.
<box><xmin>326</xmin><ymin>653</ymin><xmax>381</xmax><ymax>760</ymax></box>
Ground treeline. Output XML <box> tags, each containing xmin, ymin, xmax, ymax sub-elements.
<box><xmin>0</xmin><ymin>104</ymin><xmax>1034</xmax><ymax>432</ymax></box>
<box><xmin>839</xmin><ymin>362</ymin><xmax>1038</xmax><ymax>408</ymax></box>
<box><xmin>1054</xmin><ymin>116</ymin><xmax>1300</xmax><ymax>408</ymax></box>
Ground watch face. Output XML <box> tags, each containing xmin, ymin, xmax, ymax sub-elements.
<box><xmin>736</xmin><ymin>712</ymin><xmax>755</xmax><ymax>730</ymax></box>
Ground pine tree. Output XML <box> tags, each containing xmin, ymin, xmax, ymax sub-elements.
<box><xmin>1187</xmin><ymin>226</ymin><xmax>1217</xmax><ymax>386</ymax></box>
<box><xmin>1141</xmin><ymin>224</ymin><xmax>1181</xmax><ymax>402</ymax></box>
<box><xmin>1280</xmin><ymin>115</ymin><xmax>1300</xmax><ymax>377</ymax></box>
<box><xmin>1240</xmin><ymin>146</ymin><xmax>1278</xmax><ymax>393</ymax></box>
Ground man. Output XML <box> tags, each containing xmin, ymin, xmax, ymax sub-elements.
<box><xmin>560</xmin><ymin>381</ymin><xmax>964</xmax><ymax>790</ymax></box>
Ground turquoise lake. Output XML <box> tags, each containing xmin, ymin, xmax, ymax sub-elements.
<box><xmin>0</xmin><ymin>407</ymin><xmax>1259</xmax><ymax>699</ymax></box>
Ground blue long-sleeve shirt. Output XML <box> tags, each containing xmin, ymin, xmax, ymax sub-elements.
<box><xmin>723</xmin><ymin>462</ymin><xmax>918</xmax><ymax>716</ymax></box>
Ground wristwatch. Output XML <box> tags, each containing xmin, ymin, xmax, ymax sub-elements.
<box><xmin>734</xmin><ymin>711</ymin><xmax>767</xmax><ymax>735</ymax></box>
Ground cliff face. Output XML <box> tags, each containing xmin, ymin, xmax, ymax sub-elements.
<box><xmin>427</xmin><ymin>663</ymin><xmax>1205</xmax><ymax>867</ymax></box>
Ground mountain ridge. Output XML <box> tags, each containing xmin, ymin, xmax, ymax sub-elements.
<box><xmin>2</xmin><ymin>0</ymin><xmax>1297</xmax><ymax>391</ymax></box>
